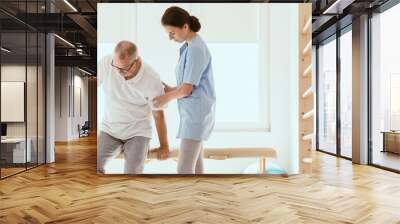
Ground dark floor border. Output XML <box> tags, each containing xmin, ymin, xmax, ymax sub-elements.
<box><xmin>0</xmin><ymin>163</ymin><xmax>45</xmax><ymax>180</ymax></box>
<box><xmin>318</xmin><ymin>149</ymin><xmax>400</xmax><ymax>174</ymax></box>
<box><xmin>369</xmin><ymin>164</ymin><xmax>400</xmax><ymax>174</ymax></box>
<box><xmin>316</xmin><ymin>149</ymin><xmax>352</xmax><ymax>161</ymax></box>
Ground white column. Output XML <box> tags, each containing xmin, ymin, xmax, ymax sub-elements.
<box><xmin>352</xmin><ymin>14</ymin><xmax>369</xmax><ymax>164</ymax></box>
<box><xmin>46</xmin><ymin>33</ymin><xmax>55</xmax><ymax>163</ymax></box>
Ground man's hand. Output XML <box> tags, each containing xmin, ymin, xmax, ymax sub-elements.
<box><xmin>124</xmin><ymin>57</ymin><xmax>142</xmax><ymax>79</ymax></box>
<box><xmin>152</xmin><ymin>111</ymin><xmax>169</xmax><ymax>160</ymax></box>
<box><xmin>152</xmin><ymin>146</ymin><xmax>169</xmax><ymax>160</ymax></box>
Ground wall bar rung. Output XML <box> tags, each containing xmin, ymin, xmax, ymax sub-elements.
<box><xmin>302</xmin><ymin>133</ymin><xmax>313</xmax><ymax>141</ymax></box>
<box><xmin>302</xmin><ymin>64</ymin><xmax>312</xmax><ymax>77</ymax></box>
<box><xmin>302</xmin><ymin>157</ymin><xmax>312</xmax><ymax>164</ymax></box>
<box><xmin>302</xmin><ymin>41</ymin><xmax>312</xmax><ymax>55</ymax></box>
<box><xmin>302</xmin><ymin>86</ymin><xmax>313</xmax><ymax>98</ymax></box>
<box><xmin>302</xmin><ymin>109</ymin><xmax>314</xmax><ymax>120</ymax></box>
<box><xmin>302</xmin><ymin>17</ymin><xmax>312</xmax><ymax>34</ymax></box>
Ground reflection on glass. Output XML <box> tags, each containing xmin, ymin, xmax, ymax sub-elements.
<box><xmin>318</xmin><ymin>38</ymin><xmax>337</xmax><ymax>154</ymax></box>
<box><xmin>340</xmin><ymin>30</ymin><xmax>352</xmax><ymax>158</ymax></box>
<box><xmin>38</xmin><ymin>33</ymin><xmax>46</xmax><ymax>165</ymax></box>
<box><xmin>0</xmin><ymin>0</ymin><xmax>47</xmax><ymax>178</ymax></box>
<box><xmin>371</xmin><ymin>4</ymin><xmax>400</xmax><ymax>171</ymax></box>
<box><xmin>390</xmin><ymin>75</ymin><xmax>400</xmax><ymax>130</ymax></box>
<box><xmin>1</xmin><ymin>31</ymin><xmax>27</xmax><ymax>177</ymax></box>
<box><xmin>27</xmin><ymin>32</ymin><xmax>38</xmax><ymax>169</ymax></box>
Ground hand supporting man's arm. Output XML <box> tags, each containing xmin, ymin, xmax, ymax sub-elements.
<box><xmin>152</xmin><ymin>83</ymin><xmax>193</xmax><ymax>108</ymax></box>
<box><xmin>152</xmin><ymin>110</ymin><xmax>169</xmax><ymax>160</ymax></box>
<box><xmin>162</xmin><ymin>82</ymin><xmax>177</xmax><ymax>92</ymax></box>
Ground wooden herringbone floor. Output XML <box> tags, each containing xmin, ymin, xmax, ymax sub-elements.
<box><xmin>1</xmin><ymin>135</ymin><xmax>400</xmax><ymax>224</ymax></box>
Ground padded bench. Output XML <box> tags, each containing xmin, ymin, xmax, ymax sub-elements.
<box><xmin>148</xmin><ymin>147</ymin><xmax>277</xmax><ymax>174</ymax></box>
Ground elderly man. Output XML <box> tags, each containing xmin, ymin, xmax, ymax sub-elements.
<box><xmin>97</xmin><ymin>40</ymin><xmax>169</xmax><ymax>174</ymax></box>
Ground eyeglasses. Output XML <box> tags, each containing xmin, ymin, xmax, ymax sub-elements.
<box><xmin>111</xmin><ymin>59</ymin><xmax>136</xmax><ymax>73</ymax></box>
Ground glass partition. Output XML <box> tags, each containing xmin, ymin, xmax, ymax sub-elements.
<box><xmin>1</xmin><ymin>30</ymin><xmax>28</xmax><ymax>177</ymax></box>
<box><xmin>339</xmin><ymin>29</ymin><xmax>352</xmax><ymax>158</ymax></box>
<box><xmin>371</xmin><ymin>4</ymin><xmax>400</xmax><ymax>171</ymax></box>
<box><xmin>317</xmin><ymin>37</ymin><xmax>337</xmax><ymax>155</ymax></box>
<box><xmin>0</xmin><ymin>1</ymin><xmax>46</xmax><ymax>179</ymax></box>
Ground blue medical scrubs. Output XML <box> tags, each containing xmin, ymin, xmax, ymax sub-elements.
<box><xmin>176</xmin><ymin>35</ymin><xmax>216</xmax><ymax>141</ymax></box>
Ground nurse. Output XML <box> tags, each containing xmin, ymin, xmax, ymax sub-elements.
<box><xmin>153</xmin><ymin>6</ymin><xmax>216</xmax><ymax>174</ymax></box>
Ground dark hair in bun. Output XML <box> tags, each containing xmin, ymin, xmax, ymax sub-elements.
<box><xmin>161</xmin><ymin>6</ymin><xmax>201</xmax><ymax>32</ymax></box>
<box><xmin>189</xmin><ymin>16</ymin><xmax>201</xmax><ymax>32</ymax></box>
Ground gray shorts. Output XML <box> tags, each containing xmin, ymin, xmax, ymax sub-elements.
<box><xmin>97</xmin><ymin>131</ymin><xmax>150</xmax><ymax>174</ymax></box>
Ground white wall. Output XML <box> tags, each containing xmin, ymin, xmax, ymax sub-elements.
<box><xmin>98</xmin><ymin>3</ymin><xmax>300</xmax><ymax>174</ymax></box>
<box><xmin>1</xmin><ymin>65</ymin><xmax>35</xmax><ymax>138</ymax></box>
<box><xmin>1</xmin><ymin>64</ymin><xmax>46</xmax><ymax>164</ymax></box>
<box><xmin>1</xmin><ymin>66</ymin><xmax>26</xmax><ymax>131</ymax></box>
<box><xmin>55</xmin><ymin>67</ymin><xmax>68</xmax><ymax>141</ymax></box>
<box><xmin>1</xmin><ymin>82</ymin><xmax>24</xmax><ymax>123</ymax></box>
<box><xmin>55</xmin><ymin>67</ymin><xmax>89</xmax><ymax>141</ymax></box>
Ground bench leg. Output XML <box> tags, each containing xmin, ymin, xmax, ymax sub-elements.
<box><xmin>259</xmin><ymin>157</ymin><xmax>266</xmax><ymax>174</ymax></box>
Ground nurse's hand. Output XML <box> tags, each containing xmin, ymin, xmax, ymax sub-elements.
<box><xmin>152</xmin><ymin>146</ymin><xmax>169</xmax><ymax>160</ymax></box>
<box><xmin>153</xmin><ymin>95</ymin><xmax>169</xmax><ymax>108</ymax></box>
<box><xmin>162</xmin><ymin>82</ymin><xmax>176</xmax><ymax>93</ymax></box>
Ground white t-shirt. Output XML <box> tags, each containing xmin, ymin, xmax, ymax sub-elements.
<box><xmin>98</xmin><ymin>55</ymin><xmax>164</xmax><ymax>140</ymax></box>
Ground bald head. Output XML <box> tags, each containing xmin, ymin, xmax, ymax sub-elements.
<box><xmin>114</xmin><ymin>41</ymin><xmax>137</xmax><ymax>61</ymax></box>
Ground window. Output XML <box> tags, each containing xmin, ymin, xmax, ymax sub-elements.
<box><xmin>340</xmin><ymin>29</ymin><xmax>352</xmax><ymax>158</ymax></box>
<box><xmin>317</xmin><ymin>37</ymin><xmax>337</xmax><ymax>154</ymax></box>
<box><xmin>371</xmin><ymin>3</ymin><xmax>400</xmax><ymax>171</ymax></box>
<box><xmin>390</xmin><ymin>74</ymin><xmax>400</xmax><ymax>130</ymax></box>
<box><xmin>208</xmin><ymin>43</ymin><xmax>268</xmax><ymax>131</ymax></box>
